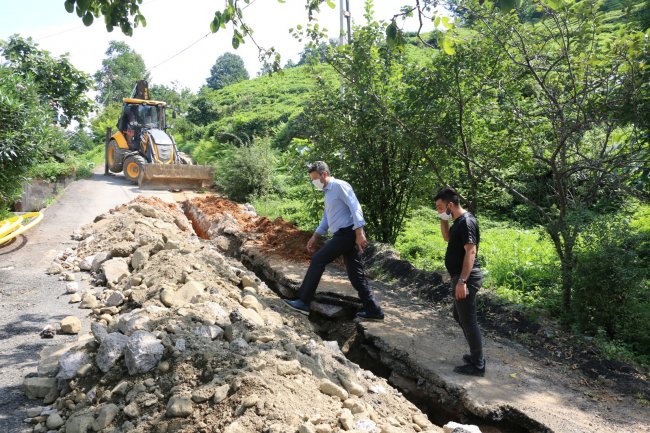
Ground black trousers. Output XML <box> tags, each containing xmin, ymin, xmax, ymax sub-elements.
<box><xmin>451</xmin><ymin>270</ymin><xmax>484</xmax><ymax>367</ymax></box>
<box><xmin>298</xmin><ymin>226</ymin><xmax>382</xmax><ymax>313</ymax></box>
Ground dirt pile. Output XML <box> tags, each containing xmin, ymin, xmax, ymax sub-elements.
<box><xmin>22</xmin><ymin>196</ymin><xmax>442</xmax><ymax>433</ymax></box>
<box><xmin>184</xmin><ymin>196</ymin><xmax>321</xmax><ymax>263</ymax></box>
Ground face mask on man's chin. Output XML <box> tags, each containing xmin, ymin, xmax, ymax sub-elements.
<box><xmin>438</xmin><ymin>205</ymin><xmax>452</xmax><ymax>220</ymax></box>
<box><xmin>311</xmin><ymin>178</ymin><xmax>324</xmax><ymax>191</ymax></box>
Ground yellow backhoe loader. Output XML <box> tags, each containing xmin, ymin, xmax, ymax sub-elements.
<box><xmin>104</xmin><ymin>81</ymin><xmax>214</xmax><ymax>189</ymax></box>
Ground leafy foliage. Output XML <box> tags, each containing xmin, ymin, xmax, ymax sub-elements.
<box><xmin>0</xmin><ymin>68</ymin><xmax>55</xmax><ymax>211</ymax></box>
<box><xmin>94</xmin><ymin>41</ymin><xmax>149</xmax><ymax>105</ymax></box>
<box><xmin>0</xmin><ymin>35</ymin><xmax>93</xmax><ymax>126</ymax></box>
<box><xmin>206</xmin><ymin>53</ymin><xmax>249</xmax><ymax>90</ymax></box>
<box><xmin>62</xmin><ymin>0</ymin><xmax>146</xmax><ymax>35</ymax></box>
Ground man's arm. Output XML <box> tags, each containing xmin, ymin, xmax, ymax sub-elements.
<box><xmin>308</xmin><ymin>213</ymin><xmax>329</xmax><ymax>253</ymax></box>
<box><xmin>440</xmin><ymin>219</ymin><xmax>450</xmax><ymax>242</ymax></box>
<box><xmin>455</xmin><ymin>243</ymin><xmax>477</xmax><ymax>300</ymax></box>
<box><xmin>339</xmin><ymin>183</ymin><xmax>368</xmax><ymax>251</ymax></box>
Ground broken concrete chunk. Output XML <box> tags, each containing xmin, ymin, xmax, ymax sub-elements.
<box><xmin>23</xmin><ymin>377</ymin><xmax>57</xmax><ymax>400</ymax></box>
<box><xmin>96</xmin><ymin>332</ymin><xmax>128</xmax><ymax>373</ymax></box>
<box><xmin>124</xmin><ymin>330</ymin><xmax>164</xmax><ymax>375</ymax></box>
<box><xmin>91</xmin><ymin>252</ymin><xmax>111</xmax><ymax>273</ymax></box>
<box><xmin>92</xmin><ymin>403</ymin><xmax>119</xmax><ymax>431</ymax></box>
<box><xmin>101</xmin><ymin>258</ymin><xmax>130</xmax><ymax>284</ymax></box>
<box><xmin>57</xmin><ymin>350</ymin><xmax>90</xmax><ymax>379</ymax></box>
<box><xmin>131</xmin><ymin>247</ymin><xmax>149</xmax><ymax>270</ymax></box>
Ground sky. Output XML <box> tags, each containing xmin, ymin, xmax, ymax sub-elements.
<box><xmin>0</xmin><ymin>0</ymin><xmax>438</xmax><ymax>92</ymax></box>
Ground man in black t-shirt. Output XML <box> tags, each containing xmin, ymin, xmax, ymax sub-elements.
<box><xmin>434</xmin><ymin>187</ymin><xmax>485</xmax><ymax>376</ymax></box>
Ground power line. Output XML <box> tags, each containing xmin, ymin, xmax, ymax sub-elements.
<box><xmin>147</xmin><ymin>0</ymin><xmax>260</xmax><ymax>72</ymax></box>
<box><xmin>147</xmin><ymin>32</ymin><xmax>212</xmax><ymax>72</ymax></box>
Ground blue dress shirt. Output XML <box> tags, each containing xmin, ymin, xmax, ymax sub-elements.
<box><xmin>314</xmin><ymin>178</ymin><xmax>366</xmax><ymax>236</ymax></box>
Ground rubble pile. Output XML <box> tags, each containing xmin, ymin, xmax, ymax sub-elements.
<box><xmin>24</xmin><ymin>196</ymin><xmax>442</xmax><ymax>433</ymax></box>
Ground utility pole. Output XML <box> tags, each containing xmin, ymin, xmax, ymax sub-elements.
<box><xmin>339</xmin><ymin>0</ymin><xmax>352</xmax><ymax>98</ymax></box>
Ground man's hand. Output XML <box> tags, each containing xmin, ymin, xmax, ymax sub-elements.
<box><xmin>455</xmin><ymin>280</ymin><xmax>469</xmax><ymax>301</ymax></box>
<box><xmin>307</xmin><ymin>234</ymin><xmax>320</xmax><ymax>254</ymax></box>
<box><xmin>355</xmin><ymin>229</ymin><xmax>368</xmax><ymax>252</ymax></box>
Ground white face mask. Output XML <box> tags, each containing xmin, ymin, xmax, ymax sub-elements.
<box><xmin>438</xmin><ymin>205</ymin><xmax>452</xmax><ymax>220</ymax></box>
<box><xmin>312</xmin><ymin>178</ymin><xmax>324</xmax><ymax>190</ymax></box>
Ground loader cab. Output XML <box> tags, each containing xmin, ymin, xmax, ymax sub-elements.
<box><xmin>118</xmin><ymin>99</ymin><xmax>167</xmax><ymax>150</ymax></box>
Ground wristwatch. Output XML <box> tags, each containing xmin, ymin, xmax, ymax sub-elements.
<box><xmin>458</xmin><ymin>277</ymin><xmax>467</xmax><ymax>284</ymax></box>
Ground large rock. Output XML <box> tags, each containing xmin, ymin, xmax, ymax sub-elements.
<box><xmin>166</xmin><ymin>396</ymin><xmax>193</xmax><ymax>418</ymax></box>
<box><xmin>57</xmin><ymin>350</ymin><xmax>90</xmax><ymax>379</ymax></box>
<box><xmin>92</xmin><ymin>403</ymin><xmax>119</xmax><ymax>431</ymax></box>
<box><xmin>65</xmin><ymin>411</ymin><xmax>95</xmax><ymax>433</ymax></box>
<box><xmin>319</xmin><ymin>379</ymin><xmax>348</xmax><ymax>401</ymax></box>
<box><xmin>23</xmin><ymin>377</ymin><xmax>57</xmax><ymax>399</ymax></box>
<box><xmin>241</xmin><ymin>295</ymin><xmax>264</xmax><ymax>314</ymax></box>
<box><xmin>233</xmin><ymin>308</ymin><xmax>265</xmax><ymax>328</ymax></box>
<box><xmin>79</xmin><ymin>255</ymin><xmax>94</xmax><ymax>271</ymax></box>
<box><xmin>65</xmin><ymin>282</ymin><xmax>79</xmax><ymax>294</ymax></box>
<box><xmin>124</xmin><ymin>330</ymin><xmax>164</xmax><ymax>375</ymax></box>
<box><xmin>117</xmin><ymin>310</ymin><xmax>152</xmax><ymax>336</ymax></box>
<box><xmin>91</xmin><ymin>322</ymin><xmax>108</xmax><ymax>344</ymax></box>
<box><xmin>102</xmin><ymin>258</ymin><xmax>130</xmax><ymax>284</ymax></box>
<box><xmin>105</xmin><ymin>291</ymin><xmax>125</xmax><ymax>307</ymax></box>
<box><xmin>131</xmin><ymin>247</ymin><xmax>149</xmax><ymax>270</ymax></box>
<box><xmin>96</xmin><ymin>333</ymin><xmax>129</xmax><ymax>373</ymax></box>
<box><xmin>38</xmin><ymin>344</ymin><xmax>73</xmax><ymax>377</ymax></box>
<box><xmin>160</xmin><ymin>281</ymin><xmax>206</xmax><ymax>308</ymax></box>
<box><xmin>91</xmin><ymin>252</ymin><xmax>111</xmax><ymax>273</ymax></box>
<box><xmin>443</xmin><ymin>422</ymin><xmax>482</xmax><ymax>433</ymax></box>
<box><xmin>80</xmin><ymin>293</ymin><xmax>99</xmax><ymax>309</ymax></box>
<box><xmin>60</xmin><ymin>316</ymin><xmax>82</xmax><ymax>334</ymax></box>
<box><xmin>46</xmin><ymin>413</ymin><xmax>65</xmax><ymax>429</ymax></box>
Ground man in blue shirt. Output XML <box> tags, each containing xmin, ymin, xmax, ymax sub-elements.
<box><xmin>284</xmin><ymin>161</ymin><xmax>384</xmax><ymax>320</ymax></box>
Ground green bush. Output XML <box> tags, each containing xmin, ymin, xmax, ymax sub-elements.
<box><xmin>0</xmin><ymin>67</ymin><xmax>53</xmax><ymax>212</ymax></box>
<box><xmin>572</xmin><ymin>206</ymin><xmax>650</xmax><ymax>359</ymax></box>
<box><xmin>216</xmin><ymin>137</ymin><xmax>276</xmax><ymax>202</ymax></box>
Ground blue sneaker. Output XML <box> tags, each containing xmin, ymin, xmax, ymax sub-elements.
<box><xmin>284</xmin><ymin>299</ymin><xmax>310</xmax><ymax>315</ymax></box>
<box><xmin>355</xmin><ymin>310</ymin><xmax>384</xmax><ymax>321</ymax></box>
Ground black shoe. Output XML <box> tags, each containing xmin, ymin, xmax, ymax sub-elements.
<box><xmin>284</xmin><ymin>299</ymin><xmax>310</xmax><ymax>315</ymax></box>
<box><xmin>355</xmin><ymin>310</ymin><xmax>385</xmax><ymax>321</ymax></box>
<box><xmin>454</xmin><ymin>361</ymin><xmax>486</xmax><ymax>377</ymax></box>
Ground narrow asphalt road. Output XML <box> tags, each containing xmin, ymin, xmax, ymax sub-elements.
<box><xmin>0</xmin><ymin>171</ymin><xmax>174</xmax><ymax>432</ymax></box>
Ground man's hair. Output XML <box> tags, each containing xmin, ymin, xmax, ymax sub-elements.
<box><xmin>308</xmin><ymin>161</ymin><xmax>330</xmax><ymax>175</ymax></box>
<box><xmin>434</xmin><ymin>186</ymin><xmax>460</xmax><ymax>205</ymax></box>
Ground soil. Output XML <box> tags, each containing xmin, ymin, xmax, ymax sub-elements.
<box><xmin>186</xmin><ymin>196</ymin><xmax>324</xmax><ymax>263</ymax></box>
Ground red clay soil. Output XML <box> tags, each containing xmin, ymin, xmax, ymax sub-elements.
<box><xmin>249</xmin><ymin>216</ymin><xmax>321</xmax><ymax>262</ymax></box>
<box><xmin>186</xmin><ymin>196</ymin><xmax>321</xmax><ymax>262</ymax></box>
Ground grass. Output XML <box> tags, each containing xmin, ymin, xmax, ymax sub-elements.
<box><xmin>395</xmin><ymin>206</ymin><xmax>561</xmax><ymax>312</ymax></box>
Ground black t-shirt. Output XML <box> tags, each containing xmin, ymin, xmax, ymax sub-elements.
<box><xmin>445</xmin><ymin>212</ymin><xmax>480</xmax><ymax>276</ymax></box>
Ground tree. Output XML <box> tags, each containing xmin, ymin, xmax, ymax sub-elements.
<box><xmin>150</xmin><ymin>82</ymin><xmax>193</xmax><ymax>113</ymax></box>
<box><xmin>0</xmin><ymin>35</ymin><xmax>93</xmax><ymax>126</ymax></box>
<box><xmin>304</xmin><ymin>14</ymin><xmax>428</xmax><ymax>244</ymax></box>
<box><xmin>94</xmin><ymin>41</ymin><xmax>149</xmax><ymax>105</ymax></box>
<box><xmin>206</xmin><ymin>53</ymin><xmax>249</xmax><ymax>90</ymax></box>
<box><xmin>0</xmin><ymin>68</ymin><xmax>57</xmax><ymax>211</ymax></box>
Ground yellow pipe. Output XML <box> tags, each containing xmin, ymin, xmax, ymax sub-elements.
<box><xmin>0</xmin><ymin>212</ymin><xmax>43</xmax><ymax>246</ymax></box>
<box><xmin>0</xmin><ymin>216</ymin><xmax>23</xmax><ymax>238</ymax></box>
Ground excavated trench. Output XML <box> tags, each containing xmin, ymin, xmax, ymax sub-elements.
<box><xmin>182</xmin><ymin>201</ymin><xmax>549</xmax><ymax>433</ymax></box>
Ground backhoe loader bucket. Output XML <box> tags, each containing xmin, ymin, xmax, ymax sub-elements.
<box><xmin>138</xmin><ymin>164</ymin><xmax>215</xmax><ymax>190</ymax></box>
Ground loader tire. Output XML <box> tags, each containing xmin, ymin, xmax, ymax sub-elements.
<box><xmin>106</xmin><ymin>140</ymin><xmax>124</xmax><ymax>173</ymax></box>
<box><xmin>123</xmin><ymin>154</ymin><xmax>146</xmax><ymax>184</ymax></box>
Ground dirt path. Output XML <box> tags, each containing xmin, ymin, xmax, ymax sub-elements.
<box><xmin>0</xmin><ymin>171</ymin><xmax>181</xmax><ymax>432</ymax></box>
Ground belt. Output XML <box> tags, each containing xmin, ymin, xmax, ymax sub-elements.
<box><xmin>334</xmin><ymin>225</ymin><xmax>355</xmax><ymax>235</ymax></box>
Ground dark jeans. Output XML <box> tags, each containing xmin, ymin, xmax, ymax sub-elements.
<box><xmin>298</xmin><ymin>226</ymin><xmax>382</xmax><ymax>313</ymax></box>
<box><xmin>451</xmin><ymin>270</ymin><xmax>484</xmax><ymax>367</ymax></box>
